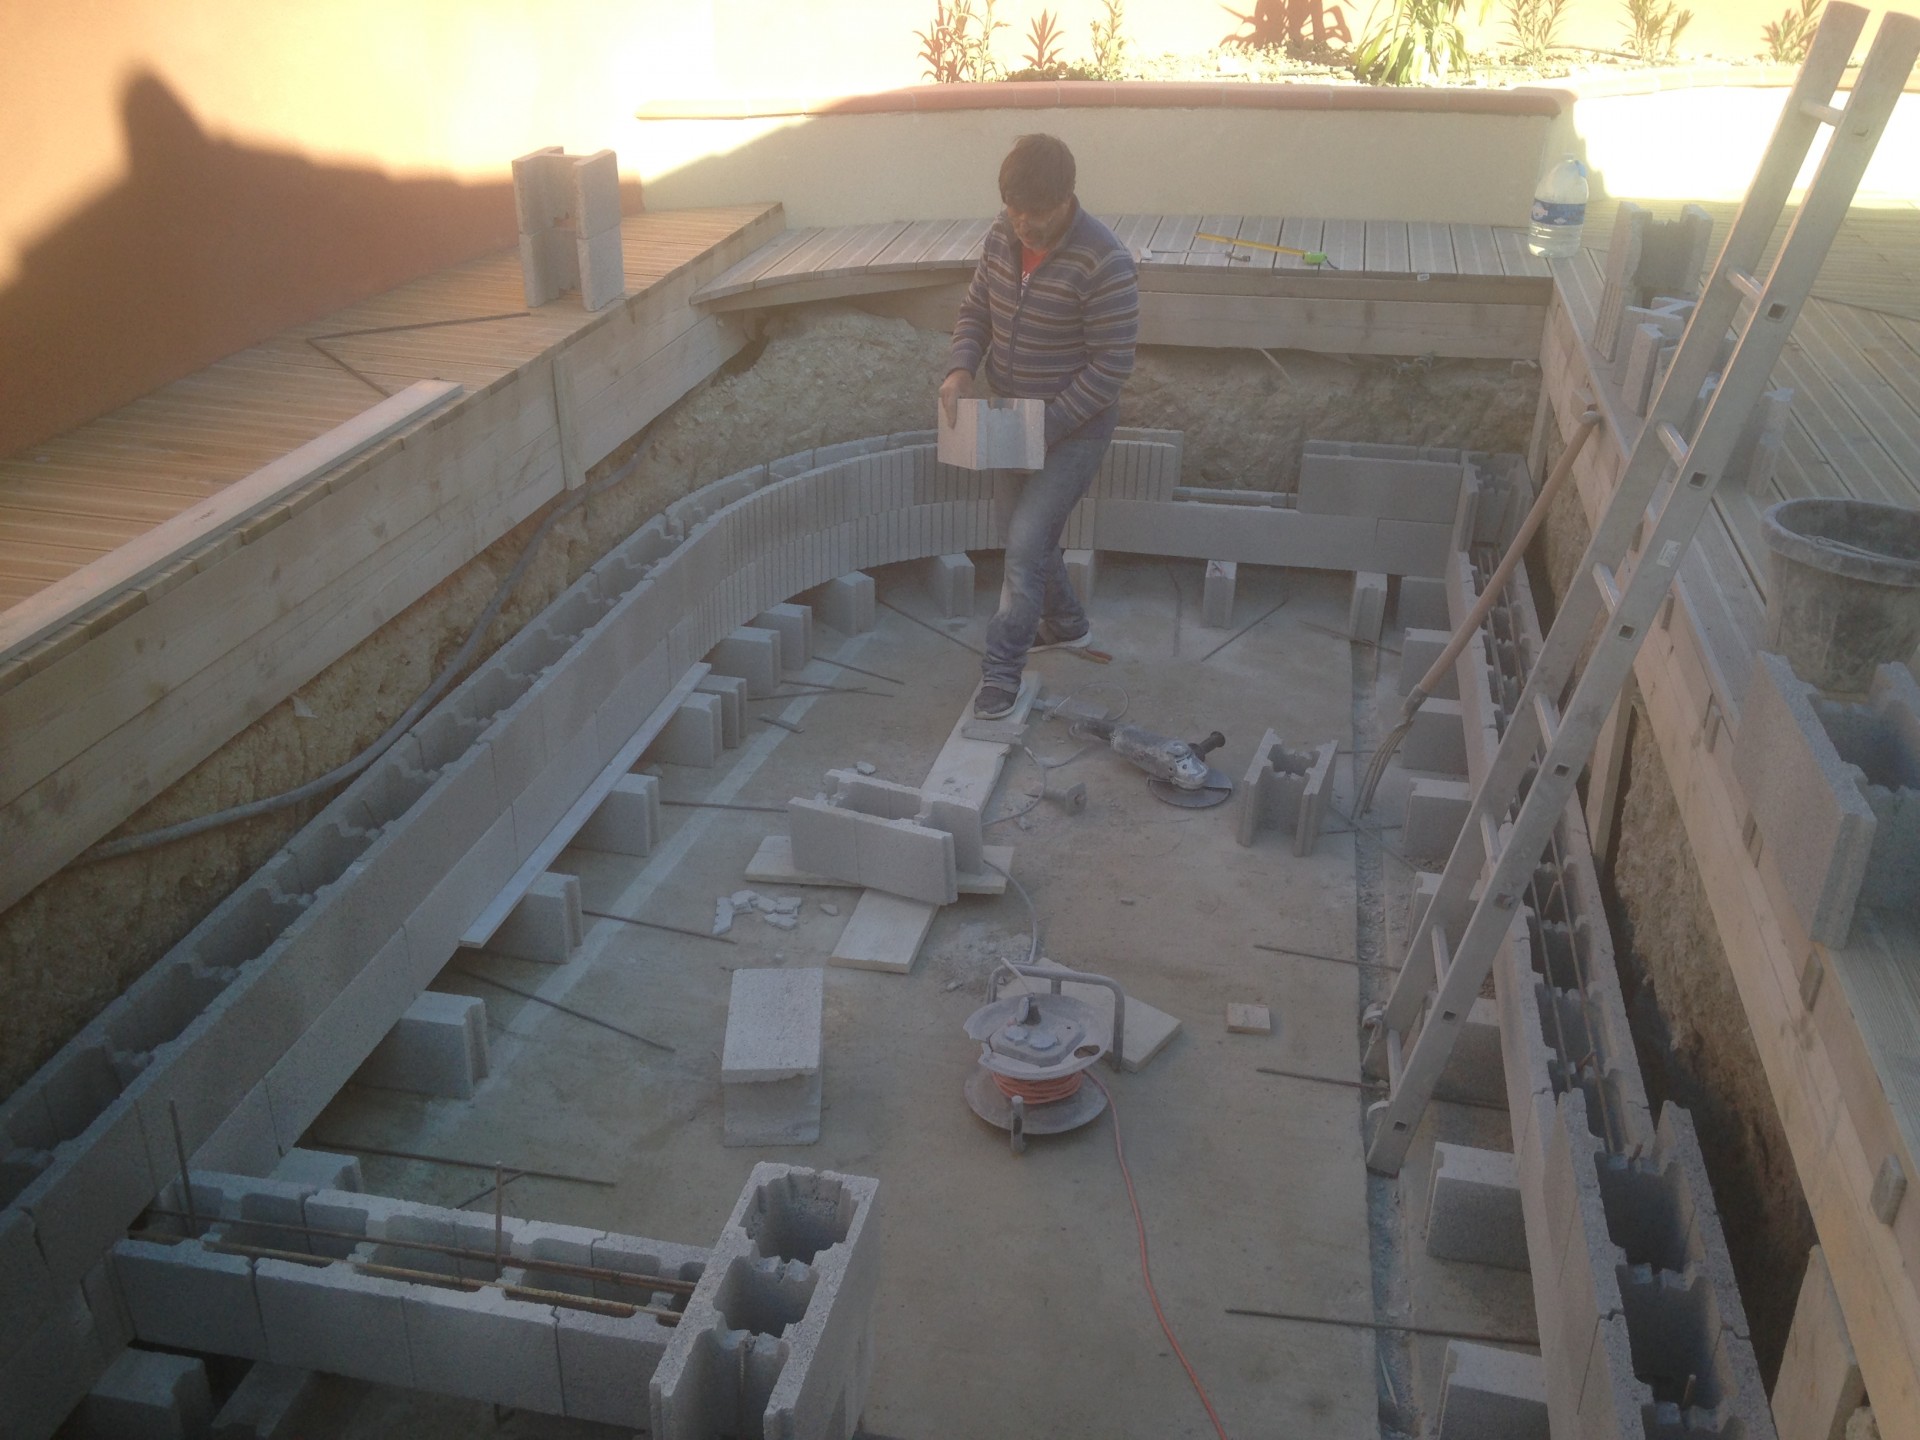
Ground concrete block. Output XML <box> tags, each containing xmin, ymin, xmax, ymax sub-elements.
<box><xmin>1237</xmin><ymin>732</ymin><xmax>1337</xmax><ymax>857</ymax></box>
<box><xmin>1426</xmin><ymin>1144</ymin><xmax>1528</xmax><ymax>1271</ymax></box>
<box><xmin>74</xmin><ymin>1347</ymin><xmax>212</xmax><ymax>1440</ymax></box>
<box><xmin>112</xmin><ymin>1235</ymin><xmax>269</xmax><ymax>1358</ymax></box>
<box><xmin>789</xmin><ymin>795</ymin><xmax>959</xmax><ymax>907</ymax></box>
<box><xmin>356</xmin><ymin>991</ymin><xmax>489</xmax><ymax>1098</ymax></box>
<box><xmin>1225</xmin><ymin>1003</ymin><xmax>1271</xmax><ymax>1035</ymax></box>
<box><xmin>516</xmin><ymin>227</ymin><xmax>576</xmax><ymax>309</ymax></box>
<box><xmin>1404</xmin><ymin>777</ymin><xmax>1472</xmax><ymax>861</ymax></box>
<box><xmin>1397</xmin><ymin>575</ymin><xmax>1449</xmax><ymax>631</ymax></box>
<box><xmin>1437</xmin><ymin>1341</ymin><xmax>1548</xmax><ymax>1439</ymax></box>
<box><xmin>403</xmin><ymin>1280</ymin><xmax>564</xmax><ymax>1413</ymax></box>
<box><xmin>1731</xmin><ymin>386</ymin><xmax>1793</xmax><ymax>496</ymax></box>
<box><xmin>1621</xmin><ymin>323</ymin><xmax>1672</xmax><ymax>417</ymax></box>
<box><xmin>1400</xmin><ymin>628</ymin><xmax>1459</xmax><ymax>699</ymax></box>
<box><xmin>554</xmin><ymin>1303</ymin><xmax>677</xmax><ymax>1427</ymax></box>
<box><xmin>268</xmin><ymin>1149</ymin><xmax>362</xmax><ymax>1192</ymax></box>
<box><xmin>707</xmin><ymin>627</ymin><xmax>781</xmax><ymax>698</ymax></box>
<box><xmin>652</xmin><ymin>691</ymin><xmax>724</xmax><ymax>768</ymax></box>
<box><xmin>211</xmin><ymin>1361</ymin><xmax>317</xmax><ymax>1440</ymax></box>
<box><xmin>1299</xmin><ymin>442</ymin><xmax>1464</xmax><ymax>523</ymax></box>
<box><xmin>723</xmin><ymin>968</ymin><xmax>824</xmax><ymax>1148</ymax></box>
<box><xmin>926</xmin><ymin>553</ymin><xmax>975</xmax><ymax>618</ymax></box>
<box><xmin>570</xmin><ymin>147</ymin><xmax>621</xmax><ymax>238</ymax></box>
<box><xmin>1201</xmin><ymin>560</ymin><xmax>1236</xmax><ymax>628</ymax></box>
<box><xmin>1593</xmin><ymin>200</ymin><xmax>1649</xmax><ymax>364</ymax></box>
<box><xmin>752</xmin><ymin>604</ymin><xmax>813</xmax><ymax>669</ymax></box>
<box><xmin>937</xmin><ymin>397</ymin><xmax>1045</xmax><ymax>470</ymax></box>
<box><xmin>0</xmin><ymin>1206</ymin><xmax>54</xmax><ymax>1345</ymax></box>
<box><xmin>695</xmin><ymin>675</ymin><xmax>746</xmax><ymax>749</ymax></box>
<box><xmin>804</xmin><ymin>573</ymin><xmax>875</xmax><ymax>635</ymax></box>
<box><xmin>1733</xmin><ymin>651</ymin><xmax>1876</xmax><ymax>945</ymax></box>
<box><xmin>1402</xmin><ymin>697</ymin><xmax>1469</xmax><ymax>775</ymax></box>
<box><xmin>575</xmin><ymin>224</ymin><xmax>625</xmax><ymax>311</ymax></box>
<box><xmin>511</xmin><ymin>145</ymin><xmax>568</xmax><ymax>234</ymax></box>
<box><xmin>575</xmin><ymin>772</ymin><xmax>662</xmax><ymax>856</ymax></box>
<box><xmin>1064</xmin><ymin>548</ymin><xmax>1096</xmax><ymax>609</ymax></box>
<box><xmin>1436</xmin><ymin>996</ymin><xmax>1507</xmax><ymax>1109</ymax></box>
<box><xmin>1349</xmin><ymin>571</ymin><xmax>1388</xmax><ymax>643</ymax></box>
<box><xmin>1774</xmin><ymin>1246</ymin><xmax>1864</xmax><ymax>1440</ymax></box>
<box><xmin>489</xmin><ymin>871</ymin><xmax>584</xmax><ymax>964</ymax></box>
<box><xmin>255</xmin><ymin>1256</ymin><xmax>414</xmax><ymax>1388</ymax></box>
<box><xmin>1372</xmin><ymin>519</ymin><xmax>1454</xmax><ymax>577</ymax></box>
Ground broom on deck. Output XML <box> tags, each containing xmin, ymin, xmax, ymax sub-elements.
<box><xmin>1355</xmin><ymin>408</ymin><xmax>1603</xmax><ymax>816</ymax></box>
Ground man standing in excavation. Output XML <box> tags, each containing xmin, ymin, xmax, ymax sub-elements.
<box><xmin>940</xmin><ymin>133</ymin><xmax>1140</xmax><ymax>719</ymax></box>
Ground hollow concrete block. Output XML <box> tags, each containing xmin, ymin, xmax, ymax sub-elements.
<box><xmin>805</xmin><ymin>573</ymin><xmax>875</xmax><ymax>635</ymax></box>
<box><xmin>1064</xmin><ymin>549</ymin><xmax>1096</xmax><ymax>608</ymax></box>
<box><xmin>707</xmin><ymin>628</ymin><xmax>781</xmax><ymax>698</ymax></box>
<box><xmin>752</xmin><ymin>604</ymin><xmax>813</xmax><ymax>670</ymax></box>
<box><xmin>652</xmin><ymin>692</ymin><xmax>724</xmax><ymax>768</ymax></box>
<box><xmin>112</xmin><ymin>1235</ymin><xmax>269</xmax><ymax>1359</ymax></box>
<box><xmin>1202</xmin><ymin>560</ymin><xmax>1236</xmax><ymax>628</ymax></box>
<box><xmin>1400</xmin><ymin>628</ymin><xmax>1460</xmax><ymax>699</ymax></box>
<box><xmin>1350</xmin><ymin>571</ymin><xmax>1388</xmax><ymax>643</ymax></box>
<box><xmin>576</xmin><ymin>223</ymin><xmax>625</xmax><ymax>312</ymax></box>
<box><xmin>355</xmin><ymin>991</ymin><xmax>489</xmax><ymax>1099</ymax></box>
<box><xmin>1397</xmin><ymin>575</ymin><xmax>1449</xmax><ymax>632</ymax></box>
<box><xmin>403</xmin><ymin>1280</ymin><xmax>564</xmax><ymax>1414</ymax></box>
<box><xmin>575</xmin><ymin>773</ymin><xmax>662</xmax><ymax>857</ymax></box>
<box><xmin>74</xmin><ymin>1346</ymin><xmax>212</xmax><ymax>1440</ymax></box>
<box><xmin>926</xmin><ymin>554</ymin><xmax>975</xmax><ymax>618</ymax></box>
<box><xmin>1426</xmin><ymin>1144</ymin><xmax>1528</xmax><ymax>1271</ymax></box>
<box><xmin>555</xmin><ymin>1303</ymin><xmax>677</xmax><ymax>1427</ymax></box>
<box><xmin>489</xmin><ymin>872</ymin><xmax>584</xmax><ymax>965</ymax></box>
<box><xmin>1237</xmin><ymin>732</ymin><xmax>1337</xmax><ymax>857</ymax></box>
<box><xmin>1402</xmin><ymin>697</ymin><xmax>1469</xmax><ymax>776</ymax></box>
<box><xmin>1437</xmin><ymin>1341</ymin><xmax>1548</xmax><ymax>1440</ymax></box>
<box><xmin>255</xmin><ymin>1256</ymin><xmax>414</xmax><ymax>1389</ymax></box>
<box><xmin>1404</xmin><ymin>778</ymin><xmax>1472</xmax><ymax>861</ymax></box>
<box><xmin>722</xmin><ymin>967</ymin><xmax>824</xmax><ymax>1147</ymax></box>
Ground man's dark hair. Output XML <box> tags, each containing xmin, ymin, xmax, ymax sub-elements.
<box><xmin>998</xmin><ymin>134</ymin><xmax>1076</xmax><ymax>211</ymax></box>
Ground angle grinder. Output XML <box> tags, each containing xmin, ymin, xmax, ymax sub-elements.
<box><xmin>1052</xmin><ymin>710</ymin><xmax>1234</xmax><ymax>808</ymax></box>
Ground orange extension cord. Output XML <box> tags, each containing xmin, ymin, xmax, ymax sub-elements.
<box><xmin>991</xmin><ymin>1070</ymin><xmax>1085</xmax><ymax>1105</ymax></box>
<box><xmin>1087</xmin><ymin>1072</ymin><xmax>1232</xmax><ymax>1440</ymax></box>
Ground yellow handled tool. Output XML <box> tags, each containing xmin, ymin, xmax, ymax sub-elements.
<box><xmin>1193</xmin><ymin>231</ymin><xmax>1337</xmax><ymax>269</ymax></box>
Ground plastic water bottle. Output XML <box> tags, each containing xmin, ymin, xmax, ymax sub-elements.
<box><xmin>1527</xmin><ymin>156</ymin><xmax>1589</xmax><ymax>259</ymax></box>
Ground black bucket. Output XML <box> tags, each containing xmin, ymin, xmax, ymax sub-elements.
<box><xmin>1761</xmin><ymin>497</ymin><xmax>1920</xmax><ymax>693</ymax></box>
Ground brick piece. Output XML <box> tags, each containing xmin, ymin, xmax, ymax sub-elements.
<box><xmin>804</xmin><ymin>572</ymin><xmax>875</xmax><ymax>635</ymax></box>
<box><xmin>356</xmin><ymin>991</ymin><xmax>489</xmax><ymax>1098</ymax></box>
<box><xmin>575</xmin><ymin>773</ymin><xmax>662</xmax><ymax>857</ymax></box>
<box><xmin>75</xmin><ymin>1347</ymin><xmax>212</xmax><ymax>1440</ymax></box>
<box><xmin>489</xmin><ymin>872</ymin><xmax>584</xmax><ymax>964</ymax></box>
<box><xmin>926</xmin><ymin>554</ymin><xmax>975</xmax><ymax>618</ymax></box>
<box><xmin>1404</xmin><ymin>777</ymin><xmax>1472</xmax><ymax>861</ymax></box>
<box><xmin>1350</xmin><ymin>571</ymin><xmax>1388</xmax><ymax>643</ymax></box>
<box><xmin>1437</xmin><ymin>1341</ymin><xmax>1548</xmax><ymax>1440</ymax></box>
<box><xmin>722</xmin><ymin>968</ymin><xmax>824</xmax><ymax>1146</ymax></box>
<box><xmin>1201</xmin><ymin>560</ymin><xmax>1236</xmax><ymax>628</ymax></box>
<box><xmin>1225</xmin><ymin>1003</ymin><xmax>1271</xmax><ymax>1035</ymax></box>
<box><xmin>707</xmin><ymin>627</ymin><xmax>781</xmax><ymax>697</ymax></box>
<box><xmin>1426</xmin><ymin>1144</ymin><xmax>1528</xmax><ymax>1270</ymax></box>
<box><xmin>650</xmin><ymin>692</ymin><xmax>723</xmax><ymax>768</ymax></box>
<box><xmin>752</xmin><ymin>604</ymin><xmax>813</xmax><ymax>669</ymax></box>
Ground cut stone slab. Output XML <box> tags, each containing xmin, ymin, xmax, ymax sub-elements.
<box><xmin>829</xmin><ymin>892</ymin><xmax>937</xmax><ymax>975</ymax></box>
<box><xmin>746</xmin><ymin>835</ymin><xmax>1011</xmax><ymax>895</ymax></box>
<box><xmin>722</xmin><ymin>967</ymin><xmax>824</xmax><ymax>1147</ymax></box>
<box><xmin>1002</xmin><ymin>961</ymin><xmax>1180</xmax><ymax>1072</ymax></box>
<box><xmin>1226</xmin><ymin>1003</ymin><xmax>1271</xmax><ymax>1035</ymax></box>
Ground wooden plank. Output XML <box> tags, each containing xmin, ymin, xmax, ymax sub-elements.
<box><xmin>1774</xmin><ymin>1245</ymin><xmax>1868</xmax><ymax>1440</ymax></box>
<box><xmin>1365</xmin><ymin>220</ymin><xmax>1411</xmax><ymax>276</ymax></box>
<box><xmin>1450</xmin><ymin>223</ymin><xmax>1504</xmax><ymax>276</ymax></box>
<box><xmin>1187</xmin><ymin>215</ymin><xmax>1243</xmax><ymax>268</ymax></box>
<box><xmin>870</xmin><ymin>218</ymin><xmax>962</xmax><ymax>271</ymax></box>
<box><xmin>1319</xmin><ymin>218</ymin><xmax>1366</xmax><ymax>273</ymax></box>
<box><xmin>0</xmin><ymin>381</ymin><xmax>461</xmax><ymax>661</ymax></box>
<box><xmin>1141</xmin><ymin>213</ymin><xmax>1202</xmax><ymax>264</ymax></box>
<box><xmin>1137</xmin><ymin>291</ymin><xmax>1543</xmax><ymax>360</ymax></box>
<box><xmin>754</xmin><ymin>226</ymin><xmax>860</xmax><ymax>286</ymax></box>
<box><xmin>926</xmin><ymin>217</ymin><xmax>989</xmax><ymax>266</ymax></box>
<box><xmin>1234</xmin><ymin>214</ymin><xmax>1284</xmax><ymax>272</ymax></box>
<box><xmin>699</xmin><ymin>271</ymin><xmax>961</xmax><ymax>315</ymax></box>
<box><xmin>1276</xmin><ymin>216</ymin><xmax>1325</xmax><ymax>273</ymax></box>
<box><xmin>1407</xmin><ymin>221</ymin><xmax>1456</xmax><ymax>276</ymax></box>
<box><xmin>1101</xmin><ymin>213</ymin><xmax>1164</xmax><ymax>260</ymax></box>
<box><xmin>462</xmin><ymin>664</ymin><xmax>711</xmax><ymax>949</ymax></box>
<box><xmin>691</xmin><ymin>226</ymin><xmax>815</xmax><ymax>302</ymax></box>
<box><xmin>1494</xmin><ymin>226</ymin><xmax>1551</xmax><ymax>279</ymax></box>
<box><xmin>745</xmin><ymin>835</ymin><xmax>1013</xmax><ymax>895</ymax></box>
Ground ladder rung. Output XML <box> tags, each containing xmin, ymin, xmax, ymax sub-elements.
<box><xmin>1728</xmin><ymin>268</ymin><xmax>1765</xmax><ymax>303</ymax></box>
<box><xmin>1799</xmin><ymin>97</ymin><xmax>1845</xmax><ymax>126</ymax></box>
<box><xmin>1533</xmin><ymin>693</ymin><xmax>1561</xmax><ymax>746</ymax></box>
<box><xmin>1656</xmin><ymin>422</ymin><xmax>1690</xmax><ymax>465</ymax></box>
<box><xmin>1431</xmin><ymin>926</ymin><xmax>1451</xmax><ymax>992</ymax></box>
<box><xmin>1592</xmin><ymin>562</ymin><xmax>1622</xmax><ymax>614</ymax></box>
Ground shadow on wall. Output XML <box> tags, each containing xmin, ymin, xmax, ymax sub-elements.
<box><xmin>0</xmin><ymin>72</ymin><xmax>541</xmax><ymax>460</ymax></box>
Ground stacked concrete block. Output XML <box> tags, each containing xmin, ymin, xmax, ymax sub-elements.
<box><xmin>804</xmin><ymin>573</ymin><xmax>875</xmax><ymax>635</ymax></box>
<box><xmin>926</xmin><ymin>554</ymin><xmax>975</xmax><ymax>618</ymax></box>
<box><xmin>512</xmin><ymin>146</ymin><xmax>625</xmax><ymax>311</ymax></box>
<box><xmin>652</xmin><ymin>1165</ymin><xmax>880</xmax><ymax>1440</ymax></box>
<box><xmin>1403</xmin><ymin>777</ymin><xmax>1472</xmax><ymax>860</ymax></box>
<box><xmin>575</xmin><ymin>772</ymin><xmax>662</xmax><ymax>856</ymax></box>
<box><xmin>487</xmin><ymin>871</ymin><xmax>583</xmax><ymax>964</ymax></box>
<box><xmin>73</xmin><ymin>1347</ymin><xmax>212</xmax><ymax>1440</ymax></box>
<box><xmin>722</xmin><ymin>968</ymin><xmax>825</xmax><ymax>1147</ymax></box>
<box><xmin>354</xmin><ymin>991</ymin><xmax>489</xmax><ymax>1100</ymax></box>
<box><xmin>1236</xmin><ymin>733</ymin><xmax>1337</xmax><ymax>856</ymax></box>
<box><xmin>651</xmin><ymin>691</ymin><xmax>725</xmax><ymax>768</ymax></box>
<box><xmin>1426</xmin><ymin>1143</ymin><xmax>1527</xmax><ymax>1270</ymax></box>
<box><xmin>1437</xmin><ymin>1341</ymin><xmax>1549</xmax><ymax>1440</ymax></box>
<box><xmin>1064</xmin><ymin>548</ymin><xmax>1097</xmax><ymax>609</ymax></box>
<box><xmin>788</xmin><ymin>768</ymin><xmax>979</xmax><ymax>906</ymax></box>
<box><xmin>695</xmin><ymin>675</ymin><xmax>746</xmax><ymax>748</ymax></box>
<box><xmin>1201</xmin><ymin>559</ymin><xmax>1236</xmax><ymax>628</ymax></box>
<box><xmin>1402</xmin><ymin>697</ymin><xmax>1469</xmax><ymax>775</ymax></box>
<box><xmin>937</xmin><ymin>397</ymin><xmax>1045</xmax><ymax>470</ymax></box>
<box><xmin>707</xmin><ymin>627</ymin><xmax>782</xmax><ymax>697</ymax></box>
<box><xmin>752</xmin><ymin>603</ymin><xmax>814</xmax><ymax>669</ymax></box>
<box><xmin>1349</xmin><ymin>571</ymin><xmax>1388</xmax><ymax>643</ymax></box>
<box><xmin>1399</xmin><ymin>628</ymin><xmax>1460</xmax><ymax>699</ymax></box>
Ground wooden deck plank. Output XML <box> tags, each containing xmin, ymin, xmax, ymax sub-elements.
<box><xmin>926</xmin><ymin>217</ymin><xmax>989</xmax><ymax>265</ymax></box>
<box><xmin>871</xmin><ymin>218</ymin><xmax>963</xmax><ymax>271</ymax></box>
<box><xmin>1450</xmin><ymin>223</ymin><xmax>1503</xmax><ymax>276</ymax></box>
<box><xmin>1494</xmin><ymin>226</ymin><xmax>1551</xmax><ymax>279</ymax></box>
<box><xmin>1142</xmin><ymin>214</ymin><xmax>1202</xmax><ymax>263</ymax></box>
<box><xmin>1407</xmin><ymin>221</ymin><xmax>1456</xmax><ymax>275</ymax></box>
<box><xmin>1319</xmin><ymin>218</ymin><xmax>1366</xmax><ymax>272</ymax></box>
<box><xmin>695</xmin><ymin>225</ymin><xmax>817</xmax><ymax>300</ymax></box>
<box><xmin>1276</xmin><ymin>217</ymin><xmax>1324</xmax><ymax>273</ymax></box>
<box><xmin>1187</xmin><ymin>215</ymin><xmax>1242</xmax><ymax>268</ymax></box>
<box><xmin>1793</xmin><ymin>302</ymin><xmax>1920</xmax><ymax>494</ymax></box>
<box><xmin>1234</xmin><ymin>214</ymin><xmax>1284</xmax><ymax>272</ymax></box>
<box><xmin>755</xmin><ymin>226</ymin><xmax>863</xmax><ymax>286</ymax></box>
<box><xmin>1365</xmin><ymin>220</ymin><xmax>1411</xmax><ymax>275</ymax></box>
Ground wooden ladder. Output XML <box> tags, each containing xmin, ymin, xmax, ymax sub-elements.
<box><xmin>1362</xmin><ymin>0</ymin><xmax>1920</xmax><ymax>1177</ymax></box>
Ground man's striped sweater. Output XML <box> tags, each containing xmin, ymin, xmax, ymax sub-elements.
<box><xmin>948</xmin><ymin>204</ymin><xmax>1140</xmax><ymax>445</ymax></box>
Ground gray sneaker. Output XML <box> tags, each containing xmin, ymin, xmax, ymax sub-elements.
<box><xmin>1031</xmin><ymin>619</ymin><xmax>1092</xmax><ymax>652</ymax></box>
<box><xmin>973</xmin><ymin>685</ymin><xmax>1019</xmax><ymax>720</ymax></box>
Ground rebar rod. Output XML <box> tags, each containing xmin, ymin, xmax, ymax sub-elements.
<box><xmin>304</xmin><ymin>1138</ymin><xmax>614</xmax><ymax>1187</ymax></box>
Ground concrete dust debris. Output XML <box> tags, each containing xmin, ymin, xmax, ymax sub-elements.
<box><xmin>712</xmin><ymin>900</ymin><xmax>734</xmax><ymax>937</ymax></box>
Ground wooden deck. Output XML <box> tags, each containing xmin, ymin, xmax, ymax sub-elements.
<box><xmin>1542</xmin><ymin>197</ymin><xmax>1920</xmax><ymax>1438</ymax></box>
<box><xmin>0</xmin><ymin>206</ymin><xmax>777</xmax><ymax>612</ymax></box>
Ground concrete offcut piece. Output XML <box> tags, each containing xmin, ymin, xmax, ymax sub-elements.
<box><xmin>1065</xmin><ymin>548</ymin><xmax>1097</xmax><ymax>608</ymax></box>
<box><xmin>1425</xmin><ymin>1143</ymin><xmax>1528</xmax><ymax>1271</ymax></box>
<box><xmin>574</xmin><ymin>772</ymin><xmax>662</xmax><ymax>857</ymax></box>
<box><xmin>722</xmin><ymin>967</ymin><xmax>825</xmax><ymax>1147</ymax></box>
<box><xmin>1237</xmin><ymin>731</ymin><xmax>1337</xmax><ymax>856</ymax></box>
<box><xmin>1403</xmin><ymin>777</ymin><xmax>1472</xmax><ymax>861</ymax></box>
<box><xmin>487</xmin><ymin>870</ymin><xmax>584</xmax><ymax>964</ymax></box>
<box><xmin>354</xmin><ymin>991</ymin><xmax>489</xmax><ymax>1100</ymax></box>
<box><xmin>803</xmin><ymin>572</ymin><xmax>876</xmax><ymax>635</ymax></box>
<box><xmin>752</xmin><ymin>604</ymin><xmax>814</xmax><ymax>670</ymax></box>
<box><xmin>707</xmin><ymin>627</ymin><xmax>783</xmax><ymax>697</ymax></box>
<box><xmin>1436</xmin><ymin>1341</ymin><xmax>1548</xmax><ymax>1440</ymax></box>
<box><xmin>1226</xmin><ymin>1003</ymin><xmax>1271</xmax><ymax>1035</ymax></box>
<box><xmin>74</xmin><ymin>1347</ymin><xmax>212</xmax><ymax>1440</ymax></box>
<box><xmin>925</xmin><ymin>553</ymin><xmax>975</xmax><ymax>619</ymax></box>
<box><xmin>788</xmin><ymin>768</ymin><xmax>988</xmax><ymax>907</ymax></box>
<box><xmin>937</xmin><ymin>397</ymin><xmax>1045</xmax><ymax>470</ymax></box>
<box><xmin>650</xmin><ymin>691</ymin><xmax>725</xmax><ymax>768</ymax></box>
<box><xmin>1202</xmin><ymin>559</ymin><xmax>1236</xmax><ymax>628</ymax></box>
<box><xmin>695</xmin><ymin>674</ymin><xmax>747</xmax><ymax>748</ymax></box>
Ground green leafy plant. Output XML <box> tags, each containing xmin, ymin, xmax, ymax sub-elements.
<box><xmin>1762</xmin><ymin>0</ymin><xmax>1821</xmax><ymax>61</ymax></box>
<box><xmin>1503</xmin><ymin>0</ymin><xmax>1571</xmax><ymax>64</ymax></box>
<box><xmin>1621</xmin><ymin>0</ymin><xmax>1693</xmax><ymax>59</ymax></box>
<box><xmin>915</xmin><ymin>0</ymin><xmax>1006</xmax><ymax>83</ymax></box>
<box><xmin>1089</xmin><ymin>0</ymin><xmax>1130</xmax><ymax>77</ymax></box>
<box><xmin>1351</xmin><ymin>0</ymin><xmax>1471</xmax><ymax>83</ymax></box>
<box><xmin>1023</xmin><ymin>8</ymin><xmax>1067</xmax><ymax>72</ymax></box>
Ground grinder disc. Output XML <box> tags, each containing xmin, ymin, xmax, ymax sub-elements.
<box><xmin>1146</xmin><ymin>767</ymin><xmax>1234</xmax><ymax>809</ymax></box>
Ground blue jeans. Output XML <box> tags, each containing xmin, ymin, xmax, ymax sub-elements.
<box><xmin>982</xmin><ymin>406</ymin><xmax>1119</xmax><ymax>691</ymax></box>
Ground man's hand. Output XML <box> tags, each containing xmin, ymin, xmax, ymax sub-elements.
<box><xmin>939</xmin><ymin>369</ymin><xmax>975</xmax><ymax>426</ymax></box>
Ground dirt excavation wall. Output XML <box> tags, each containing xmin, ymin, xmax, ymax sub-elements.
<box><xmin>1530</xmin><ymin>433</ymin><xmax>1816</xmax><ymax>1383</ymax></box>
<box><xmin>0</xmin><ymin>302</ymin><xmax>1533</xmax><ymax>1097</ymax></box>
